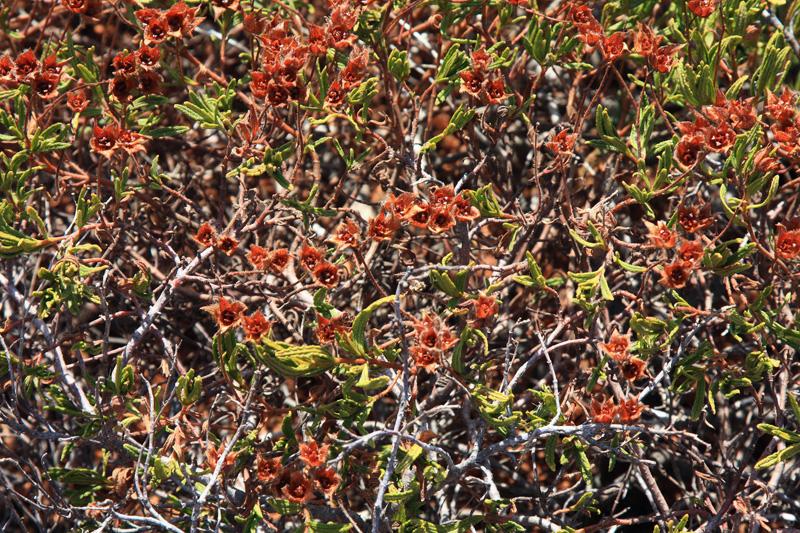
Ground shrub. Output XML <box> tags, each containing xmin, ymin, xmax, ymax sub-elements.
<box><xmin>1</xmin><ymin>0</ymin><xmax>799</xmax><ymax>531</ymax></box>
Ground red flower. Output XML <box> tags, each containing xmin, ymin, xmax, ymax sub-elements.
<box><xmin>451</xmin><ymin>193</ymin><xmax>480</xmax><ymax>222</ymax></box>
<box><xmin>138</xmin><ymin>71</ymin><xmax>162</xmax><ymax>94</ymax></box>
<box><xmin>248</xmin><ymin>245</ymin><xmax>269</xmax><ymax>269</ymax></box>
<box><xmin>67</xmin><ymin>88</ymin><xmax>90</xmax><ymax>113</ymax></box>
<box><xmin>316</xmin><ymin>313</ymin><xmax>349</xmax><ymax>345</ymax></box>
<box><xmin>330</xmin><ymin>219</ymin><xmax>361</xmax><ymax>249</ymax></box>
<box><xmin>688</xmin><ymin>0</ymin><xmax>717</xmax><ymax>17</ymax></box>
<box><xmin>216</xmin><ymin>235</ymin><xmax>239</xmax><ymax>256</ymax></box>
<box><xmin>429</xmin><ymin>185</ymin><xmax>455</xmax><ymax>210</ymax></box>
<box><xmin>617</xmin><ymin>397</ymin><xmax>644</xmax><ymax>422</ymax></box>
<box><xmin>678</xmin><ymin>241</ymin><xmax>704</xmax><ymax>264</ymax></box>
<box><xmin>267</xmin><ymin>248</ymin><xmax>291</xmax><ymax>273</ymax></box>
<box><xmin>408</xmin><ymin>202</ymin><xmax>431</xmax><ymax>229</ymax></box>
<box><xmin>460</xmin><ymin>69</ymin><xmax>484</xmax><ymax>98</ymax></box>
<box><xmin>428</xmin><ymin>208</ymin><xmax>455</xmax><ymax>234</ymax></box>
<box><xmin>367</xmin><ymin>211</ymin><xmax>399</xmax><ymax>242</ymax></box>
<box><xmin>137</xmin><ymin>45</ymin><xmax>161</xmax><ymax>69</ymax></box>
<box><xmin>660</xmin><ymin>260</ymin><xmax>692</xmax><ymax>289</ymax></box>
<box><xmin>203</xmin><ymin>297</ymin><xmax>246</xmax><ymax>331</ymax></box>
<box><xmin>411</xmin><ymin>346</ymin><xmax>439</xmax><ymax>373</ymax></box>
<box><xmin>619</xmin><ymin>356</ymin><xmax>646</xmax><ymax>381</ymax></box>
<box><xmin>675</xmin><ymin>137</ymin><xmax>704</xmax><ymax>168</ymax></box>
<box><xmin>299</xmin><ymin>244</ymin><xmax>324</xmax><ymax>272</ymax></box>
<box><xmin>243</xmin><ymin>311</ymin><xmax>271</xmax><ymax>341</ymax></box>
<box><xmin>112</xmin><ymin>52</ymin><xmax>137</xmax><ymax>75</ymax></box>
<box><xmin>325</xmin><ymin>80</ymin><xmax>346</xmax><ymax>107</ymax></box>
<box><xmin>256</xmin><ymin>456</ymin><xmax>282</xmax><ymax>483</ymax></box>
<box><xmin>299</xmin><ymin>441</ymin><xmax>329</xmax><ymax>468</ymax></box>
<box><xmin>314</xmin><ymin>467</ymin><xmax>341</xmax><ymax>496</ymax></box>
<box><xmin>116</xmin><ymin>129</ymin><xmax>148</xmax><ymax>156</ymax></box>
<box><xmin>766</xmin><ymin>88</ymin><xmax>796</xmax><ymax>125</ymax></box>
<box><xmin>313</xmin><ymin>261</ymin><xmax>340</xmax><ymax>288</ymax></box>
<box><xmin>705</xmin><ymin>124</ymin><xmax>736</xmax><ymax>154</ymax></box>
<box><xmin>144</xmin><ymin>17</ymin><xmax>170</xmax><ymax>45</ymax></box>
<box><xmin>388</xmin><ymin>192</ymin><xmax>424</xmax><ymax>220</ymax></box>
<box><xmin>164</xmin><ymin>1</ymin><xmax>200</xmax><ymax>37</ymax></box>
<box><xmin>109</xmin><ymin>75</ymin><xmax>136</xmax><ymax>103</ymax></box>
<box><xmin>62</xmin><ymin>0</ymin><xmax>91</xmax><ymax>13</ymax></box>
<box><xmin>278</xmin><ymin>470</ymin><xmax>312</xmax><ymax>503</ymax></box>
<box><xmin>678</xmin><ymin>204</ymin><xmax>713</xmax><ymax>234</ymax></box>
<box><xmin>591</xmin><ymin>397</ymin><xmax>616</xmax><ymax>424</ymax></box>
<box><xmin>633</xmin><ymin>24</ymin><xmax>660</xmax><ymax>57</ymax></box>
<box><xmin>308</xmin><ymin>23</ymin><xmax>332</xmax><ymax>55</ymax></box>
<box><xmin>600</xmin><ymin>332</ymin><xmax>631</xmax><ymax>359</ymax></box>
<box><xmin>250</xmin><ymin>71</ymin><xmax>269</xmax><ymax>99</ymax></box>
<box><xmin>469</xmin><ymin>294</ymin><xmax>498</xmax><ymax>320</ymax></box>
<box><xmin>546</xmin><ymin>130</ymin><xmax>576</xmax><ymax>155</ymax></box>
<box><xmin>14</xmin><ymin>50</ymin><xmax>38</xmax><ymax>80</ymax></box>
<box><xmin>32</xmin><ymin>72</ymin><xmax>60</xmax><ymax>99</ymax></box>
<box><xmin>651</xmin><ymin>44</ymin><xmax>679</xmax><ymax>73</ymax></box>
<box><xmin>266</xmin><ymin>81</ymin><xmax>290</xmax><ymax>106</ymax></box>
<box><xmin>90</xmin><ymin>124</ymin><xmax>119</xmax><ymax>158</ymax></box>
<box><xmin>601</xmin><ymin>31</ymin><xmax>628</xmax><ymax>61</ymax></box>
<box><xmin>194</xmin><ymin>222</ymin><xmax>217</xmax><ymax>248</ymax></box>
<box><xmin>776</xmin><ymin>223</ymin><xmax>800</xmax><ymax>260</ymax></box>
<box><xmin>644</xmin><ymin>221</ymin><xmax>677</xmax><ymax>249</ymax></box>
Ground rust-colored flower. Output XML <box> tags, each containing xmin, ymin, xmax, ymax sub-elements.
<box><xmin>216</xmin><ymin>235</ymin><xmax>239</xmax><ymax>256</ymax></box>
<box><xmin>411</xmin><ymin>346</ymin><xmax>439</xmax><ymax>373</ymax></box>
<box><xmin>248</xmin><ymin>245</ymin><xmax>269</xmax><ymax>269</ymax></box>
<box><xmin>299</xmin><ymin>244</ymin><xmax>324</xmax><ymax>272</ymax></box>
<box><xmin>314</xmin><ymin>467</ymin><xmax>341</xmax><ymax>496</ymax></box>
<box><xmin>278</xmin><ymin>470</ymin><xmax>312</xmax><ymax>503</ymax></box>
<box><xmin>429</xmin><ymin>185</ymin><xmax>455</xmax><ymax>210</ymax></box>
<box><xmin>249</xmin><ymin>71</ymin><xmax>269</xmax><ymax>99</ymax></box>
<box><xmin>117</xmin><ymin>129</ymin><xmax>148</xmax><ymax>156</ymax></box>
<box><xmin>776</xmin><ymin>223</ymin><xmax>800</xmax><ymax>260</ymax></box>
<box><xmin>651</xmin><ymin>44</ymin><xmax>679</xmax><ymax>73</ymax></box>
<box><xmin>644</xmin><ymin>221</ymin><xmax>677</xmax><ymax>249</ymax></box>
<box><xmin>14</xmin><ymin>50</ymin><xmax>38</xmax><ymax>80</ymax></box>
<box><xmin>660</xmin><ymin>260</ymin><xmax>692</xmax><ymax>289</ymax></box>
<box><xmin>67</xmin><ymin>88</ymin><xmax>89</xmax><ymax>113</ymax></box>
<box><xmin>256</xmin><ymin>455</ymin><xmax>282</xmax><ymax>483</ymax></box>
<box><xmin>600</xmin><ymin>332</ymin><xmax>631</xmax><ymax>359</ymax></box>
<box><xmin>428</xmin><ymin>208</ymin><xmax>456</xmax><ymax>234</ymax></box>
<box><xmin>62</xmin><ymin>0</ymin><xmax>92</xmax><ymax>13</ymax></box>
<box><xmin>331</xmin><ymin>219</ymin><xmax>361</xmax><ymax>249</ymax></box>
<box><xmin>144</xmin><ymin>17</ymin><xmax>170</xmax><ymax>45</ymax></box>
<box><xmin>90</xmin><ymin>124</ymin><xmax>119</xmax><ymax>158</ymax></box>
<box><xmin>546</xmin><ymin>130</ymin><xmax>576</xmax><ymax>155</ymax></box>
<box><xmin>109</xmin><ymin>74</ymin><xmax>136</xmax><ymax>102</ymax></box>
<box><xmin>32</xmin><ymin>72</ymin><xmax>60</xmax><ymax>99</ymax></box>
<box><xmin>367</xmin><ymin>211</ymin><xmax>399</xmax><ymax>242</ymax></box>
<box><xmin>460</xmin><ymin>69</ymin><xmax>484</xmax><ymax>98</ymax></box>
<box><xmin>600</xmin><ymin>31</ymin><xmax>628</xmax><ymax>61</ymax></box>
<box><xmin>112</xmin><ymin>52</ymin><xmax>137</xmax><ymax>75</ymax></box>
<box><xmin>243</xmin><ymin>311</ymin><xmax>271</xmax><ymax>341</ymax></box>
<box><xmin>688</xmin><ymin>0</ymin><xmax>717</xmax><ymax>17</ymax></box>
<box><xmin>194</xmin><ymin>222</ymin><xmax>217</xmax><ymax>248</ymax></box>
<box><xmin>267</xmin><ymin>248</ymin><xmax>291</xmax><ymax>273</ymax></box>
<box><xmin>766</xmin><ymin>88</ymin><xmax>796</xmax><ymax>126</ymax></box>
<box><xmin>313</xmin><ymin>261</ymin><xmax>340</xmax><ymax>288</ymax></box>
<box><xmin>451</xmin><ymin>193</ymin><xmax>480</xmax><ymax>222</ymax></box>
<box><xmin>299</xmin><ymin>441</ymin><xmax>329</xmax><ymax>468</ymax></box>
<box><xmin>408</xmin><ymin>202</ymin><xmax>431</xmax><ymax>229</ymax></box>
<box><xmin>325</xmin><ymin>79</ymin><xmax>346</xmax><ymax>107</ymax></box>
<box><xmin>316</xmin><ymin>313</ymin><xmax>349</xmax><ymax>345</ymax></box>
<box><xmin>617</xmin><ymin>397</ymin><xmax>644</xmax><ymax>423</ymax></box>
<box><xmin>619</xmin><ymin>356</ymin><xmax>646</xmax><ymax>381</ymax></box>
<box><xmin>633</xmin><ymin>23</ymin><xmax>659</xmax><ymax>57</ymax></box>
<box><xmin>484</xmin><ymin>76</ymin><xmax>507</xmax><ymax>104</ymax></box>
<box><xmin>137</xmin><ymin>45</ymin><xmax>160</xmax><ymax>69</ymax></box>
<box><xmin>205</xmin><ymin>440</ymin><xmax>238</xmax><ymax>472</ymax></box>
<box><xmin>675</xmin><ymin>136</ymin><xmax>702</xmax><ymax>168</ymax></box>
<box><xmin>678</xmin><ymin>204</ymin><xmax>713</xmax><ymax>234</ymax></box>
<box><xmin>138</xmin><ymin>70</ymin><xmax>162</xmax><ymax>94</ymax></box>
<box><xmin>678</xmin><ymin>241</ymin><xmax>704</xmax><ymax>264</ymax></box>
<box><xmin>706</xmin><ymin>124</ymin><xmax>736</xmax><ymax>154</ymax></box>
<box><xmin>203</xmin><ymin>297</ymin><xmax>246</xmax><ymax>331</ymax></box>
<box><xmin>591</xmin><ymin>397</ymin><xmax>616</xmax><ymax>424</ymax></box>
<box><xmin>389</xmin><ymin>192</ymin><xmax>424</xmax><ymax>220</ymax></box>
<box><xmin>469</xmin><ymin>293</ymin><xmax>498</xmax><ymax>320</ymax></box>
<box><xmin>164</xmin><ymin>1</ymin><xmax>200</xmax><ymax>37</ymax></box>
